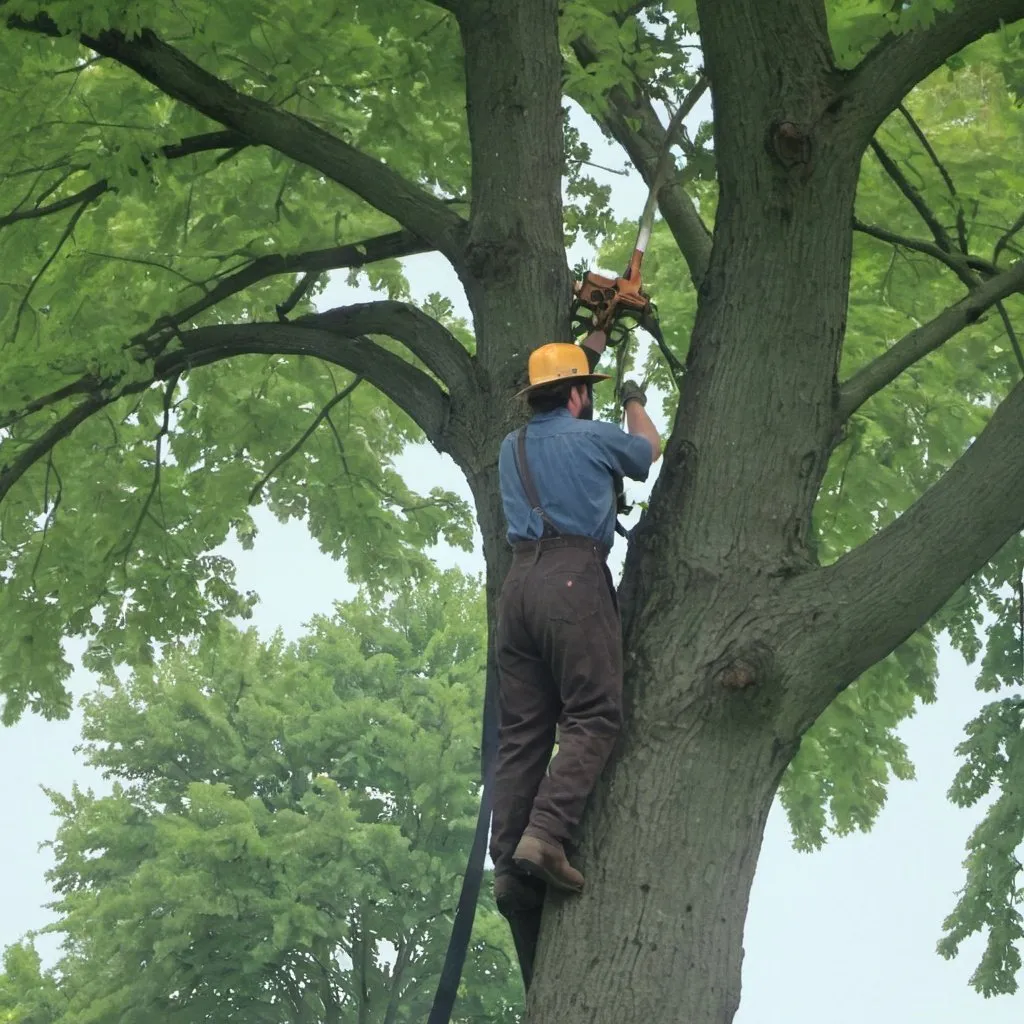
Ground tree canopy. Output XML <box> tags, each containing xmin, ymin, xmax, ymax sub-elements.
<box><xmin>2</xmin><ymin>0</ymin><xmax>1024</xmax><ymax>1017</ymax></box>
<box><xmin>1</xmin><ymin>568</ymin><xmax>520</xmax><ymax>1023</ymax></box>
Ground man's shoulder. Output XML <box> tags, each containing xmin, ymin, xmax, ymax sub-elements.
<box><xmin>576</xmin><ymin>418</ymin><xmax>630</xmax><ymax>443</ymax></box>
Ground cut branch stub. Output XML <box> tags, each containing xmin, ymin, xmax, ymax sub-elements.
<box><xmin>717</xmin><ymin>659</ymin><xmax>759</xmax><ymax>691</ymax></box>
<box><xmin>768</xmin><ymin>121</ymin><xmax>812</xmax><ymax>170</ymax></box>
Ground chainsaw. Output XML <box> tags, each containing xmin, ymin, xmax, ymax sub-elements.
<box><xmin>569</xmin><ymin>245</ymin><xmax>655</xmax><ymax>346</ymax></box>
<box><xmin>570</xmin><ymin>97</ymin><xmax>699</xmax><ymax>532</ymax></box>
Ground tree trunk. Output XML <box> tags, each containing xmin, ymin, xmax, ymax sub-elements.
<box><xmin>527</xmin><ymin>690</ymin><xmax>789</xmax><ymax>1024</ymax></box>
<box><xmin>444</xmin><ymin>2</ymin><xmax>888</xmax><ymax>1021</ymax></box>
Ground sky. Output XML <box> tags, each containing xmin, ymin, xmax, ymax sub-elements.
<box><xmin>2</xmin><ymin>98</ymin><xmax>1021</xmax><ymax>1023</ymax></box>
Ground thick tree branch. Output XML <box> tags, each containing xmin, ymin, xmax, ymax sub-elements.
<box><xmin>572</xmin><ymin>38</ymin><xmax>712</xmax><ymax>286</ymax></box>
<box><xmin>7</xmin><ymin>14</ymin><xmax>467</xmax><ymax>258</ymax></box>
<box><xmin>846</xmin><ymin>0</ymin><xmax>1024</xmax><ymax>135</ymax></box>
<box><xmin>2</xmin><ymin>289</ymin><xmax>468</xmax><ymax>435</ymax></box>
<box><xmin>206</xmin><ymin>321</ymin><xmax>449</xmax><ymax>439</ymax></box>
<box><xmin>792</xmin><ymin>376</ymin><xmax>1024</xmax><ymax>725</ymax></box>
<box><xmin>838</xmin><ymin>258</ymin><xmax>1024</xmax><ymax>420</ymax></box>
<box><xmin>306</xmin><ymin>301</ymin><xmax>473</xmax><ymax>392</ymax></box>
<box><xmin>1</xmin><ymin>232</ymin><xmax>434</xmax><ymax>427</ymax></box>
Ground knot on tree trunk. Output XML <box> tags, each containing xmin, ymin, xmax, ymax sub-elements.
<box><xmin>716</xmin><ymin>658</ymin><xmax>758</xmax><ymax>690</ymax></box>
<box><xmin>712</xmin><ymin>642</ymin><xmax>775</xmax><ymax>693</ymax></box>
<box><xmin>767</xmin><ymin>120</ymin><xmax>812</xmax><ymax>169</ymax></box>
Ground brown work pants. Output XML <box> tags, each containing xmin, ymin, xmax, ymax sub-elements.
<box><xmin>490</xmin><ymin>535</ymin><xmax>624</xmax><ymax>883</ymax></box>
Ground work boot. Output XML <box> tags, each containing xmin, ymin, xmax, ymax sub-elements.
<box><xmin>494</xmin><ymin>872</ymin><xmax>545</xmax><ymax>915</ymax></box>
<box><xmin>513</xmin><ymin>834</ymin><xmax>584</xmax><ymax>893</ymax></box>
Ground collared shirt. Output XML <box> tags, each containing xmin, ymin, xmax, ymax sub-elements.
<box><xmin>498</xmin><ymin>408</ymin><xmax>654</xmax><ymax>549</ymax></box>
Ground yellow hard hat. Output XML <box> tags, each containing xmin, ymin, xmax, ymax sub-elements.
<box><xmin>514</xmin><ymin>343</ymin><xmax>612</xmax><ymax>398</ymax></box>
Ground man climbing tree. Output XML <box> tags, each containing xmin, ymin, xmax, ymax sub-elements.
<box><xmin>491</xmin><ymin>327</ymin><xmax>661</xmax><ymax>987</ymax></box>
<box><xmin>2</xmin><ymin>2</ymin><xmax>1024</xmax><ymax>1023</ymax></box>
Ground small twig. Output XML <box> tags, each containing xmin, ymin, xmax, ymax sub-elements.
<box><xmin>995</xmin><ymin>301</ymin><xmax>1024</xmax><ymax>375</ymax></box>
<box><xmin>898</xmin><ymin>102</ymin><xmax>968</xmax><ymax>251</ymax></box>
<box><xmin>994</xmin><ymin>210</ymin><xmax>1024</xmax><ymax>268</ymax></box>
<box><xmin>248</xmin><ymin>376</ymin><xmax>364</xmax><ymax>503</ymax></box>
<box><xmin>213</xmin><ymin>146</ymin><xmax>247</xmax><ymax>167</ymax></box>
<box><xmin>9</xmin><ymin>195</ymin><xmax>95</xmax><ymax>344</ymax></box>
<box><xmin>109</xmin><ymin>375</ymin><xmax>179</xmax><ymax>569</ymax></box>
<box><xmin>52</xmin><ymin>55</ymin><xmax>104</xmax><ymax>75</ymax></box>
<box><xmin>32</xmin><ymin>167</ymin><xmax>81</xmax><ymax>209</ymax></box>
<box><xmin>75</xmin><ymin>249</ymin><xmax>205</xmax><ymax>288</ymax></box>
<box><xmin>276</xmin><ymin>272</ymin><xmax>320</xmax><ymax>321</ymax></box>
<box><xmin>578</xmin><ymin>159</ymin><xmax>630</xmax><ymax>176</ymax></box>
<box><xmin>30</xmin><ymin>453</ymin><xmax>63</xmax><ymax>585</ymax></box>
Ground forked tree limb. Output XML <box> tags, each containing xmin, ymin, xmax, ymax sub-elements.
<box><xmin>845</xmin><ymin>0</ymin><xmax>1024</xmax><ymax>137</ymax></box>
<box><xmin>0</xmin><ymin>311</ymin><xmax>458</xmax><ymax>506</ymax></box>
<box><xmin>864</xmin><ymin>137</ymin><xmax>1024</xmax><ymax>387</ymax></box>
<box><xmin>5</xmin><ymin>12</ymin><xmax>468</xmax><ymax>260</ymax></box>
<box><xmin>853</xmin><ymin>219</ymin><xmax>996</xmax><ymax>279</ymax></box>
<box><xmin>0</xmin><ymin>234</ymin><xmax>444</xmax><ymax>431</ymax></box>
<box><xmin>838</xmin><ymin>258</ymin><xmax>1024</xmax><ymax>420</ymax></box>
<box><xmin>869</xmin><ymin>139</ymin><xmax>957</xmax><ymax>259</ymax></box>
<box><xmin>898</xmin><ymin>103</ymin><xmax>968</xmax><ymax>252</ymax></box>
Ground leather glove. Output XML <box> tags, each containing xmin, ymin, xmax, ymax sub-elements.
<box><xmin>619</xmin><ymin>379</ymin><xmax>647</xmax><ymax>408</ymax></box>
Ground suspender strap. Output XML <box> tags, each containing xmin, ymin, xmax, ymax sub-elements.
<box><xmin>514</xmin><ymin>425</ymin><xmax>561</xmax><ymax>539</ymax></box>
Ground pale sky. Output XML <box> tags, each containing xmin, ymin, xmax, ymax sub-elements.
<box><xmin>1</xmin><ymin>102</ymin><xmax>1020</xmax><ymax>1023</ymax></box>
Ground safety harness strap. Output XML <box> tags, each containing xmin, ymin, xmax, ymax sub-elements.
<box><xmin>514</xmin><ymin>424</ymin><xmax>561</xmax><ymax>539</ymax></box>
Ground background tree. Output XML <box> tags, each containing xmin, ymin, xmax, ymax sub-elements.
<box><xmin>0</xmin><ymin>945</ymin><xmax>64</xmax><ymax>1024</ymax></box>
<box><xmin>2</xmin><ymin>1</ymin><xmax>1024</xmax><ymax>1022</ymax></box>
<box><xmin>0</xmin><ymin>569</ymin><xmax>520</xmax><ymax>1023</ymax></box>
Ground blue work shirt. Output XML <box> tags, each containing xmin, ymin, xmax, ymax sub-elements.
<box><xmin>498</xmin><ymin>409</ymin><xmax>653</xmax><ymax>549</ymax></box>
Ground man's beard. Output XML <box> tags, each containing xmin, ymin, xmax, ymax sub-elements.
<box><xmin>577</xmin><ymin>401</ymin><xmax>594</xmax><ymax>420</ymax></box>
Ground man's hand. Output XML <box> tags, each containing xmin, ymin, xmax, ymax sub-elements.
<box><xmin>620</xmin><ymin>379</ymin><xmax>647</xmax><ymax>408</ymax></box>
